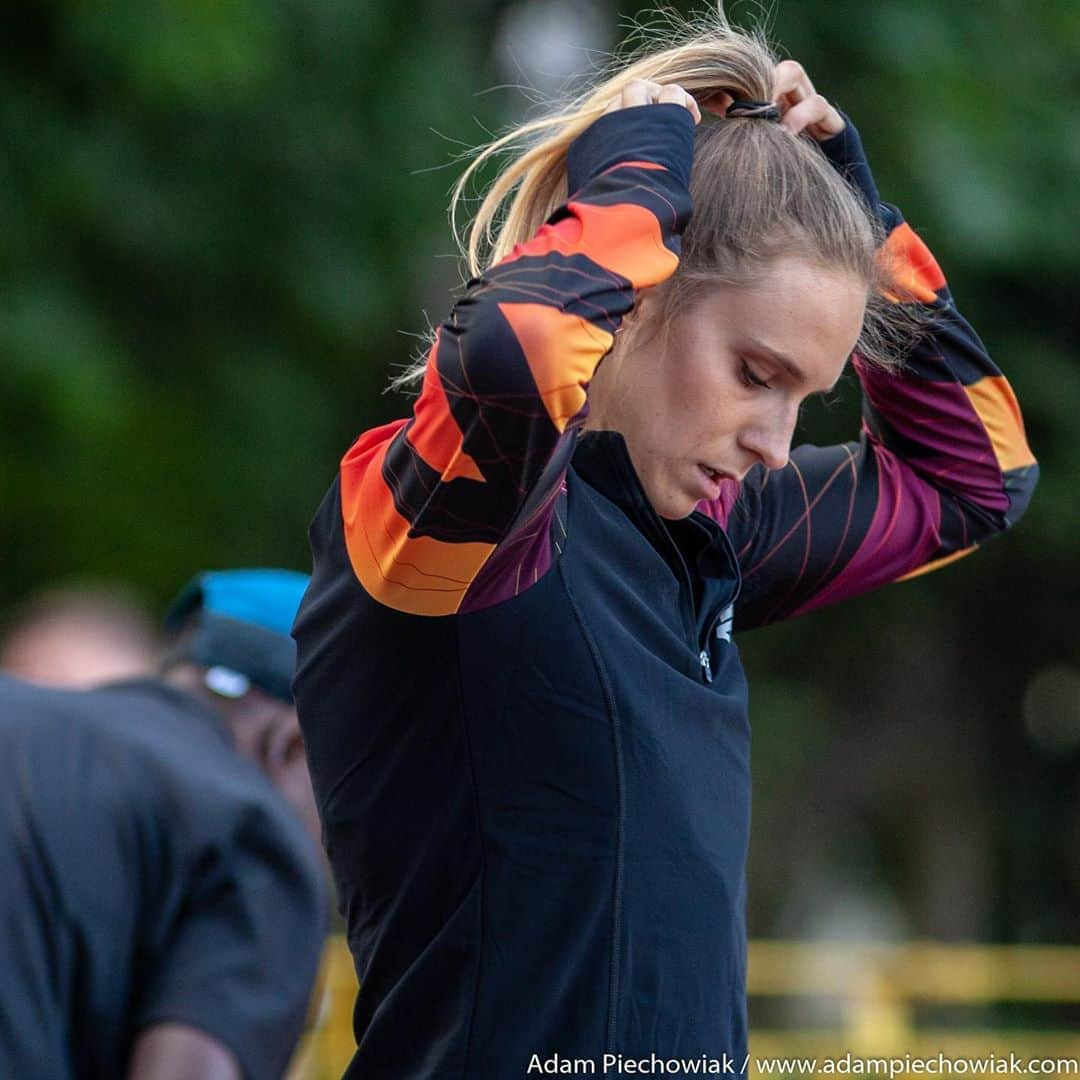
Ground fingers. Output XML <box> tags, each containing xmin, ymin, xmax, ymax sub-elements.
<box><xmin>621</xmin><ymin>79</ymin><xmax>664</xmax><ymax>108</ymax></box>
<box><xmin>657</xmin><ymin>83</ymin><xmax>701</xmax><ymax>124</ymax></box>
<box><xmin>771</xmin><ymin>59</ymin><xmax>845</xmax><ymax>141</ymax></box>
<box><xmin>779</xmin><ymin>92</ymin><xmax>844</xmax><ymax>139</ymax></box>
<box><xmin>604</xmin><ymin>80</ymin><xmax>701</xmax><ymax>124</ymax></box>
<box><xmin>772</xmin><ymin>59</ymin><xmax>813</xmax><ymax>110</ymax></box>
<box><xmin>598</xmin><ymin>64</ymin><xmax>843</xmax><ymax>138</ymax></box>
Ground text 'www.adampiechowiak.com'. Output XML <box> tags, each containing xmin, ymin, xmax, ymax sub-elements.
<box><xmin>527</xmin><ymin>1052</ymin><xmax>1080</xmax><ymax>1077</ymax></box>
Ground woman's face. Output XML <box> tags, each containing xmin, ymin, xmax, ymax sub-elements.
<box><xmin>587</xmin><ymin>256</ymin><xmax>868</xmax><ymax>520</ymax></box>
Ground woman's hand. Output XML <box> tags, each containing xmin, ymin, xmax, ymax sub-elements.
<box><xmin>771</xmin><ymin>60</ymin><xmax>845</xmax><ymax>141</ymax></box>
<box><xmin>604</xmin><ymin>80</ymin><xmax>702</xmax><ymax>125</ymax></box>
<box><xmin>771</xmin><ymin>61</ymin><xmax>883</xmax><ymax>214</ymax></box>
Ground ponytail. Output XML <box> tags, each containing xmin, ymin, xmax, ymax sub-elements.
<box><xmin>453</xmin><ymin>11</ymin><xmax>775</xmax><ymax>276</ymax></box>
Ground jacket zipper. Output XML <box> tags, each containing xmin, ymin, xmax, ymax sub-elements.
<box><xmin>675</xmin><ymin>555</ymin><xmax>715</xmax><ymax>685</ymax></box>
<box><xmin>604</xmin><ymin>435</ymin><xmax>722</xmax><ymax>684</ymax></box>
<box><xmin>663</xmin><ymin>531</ymin><xmax>715</xmax><ymax>684</ymax></box>
<box><xmin>699</xmin><ymin>648</ymin><xmax>713</xmax><ymax>683</ymax></box>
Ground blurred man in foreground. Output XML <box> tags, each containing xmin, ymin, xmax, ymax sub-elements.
<box><xmin>0</xmin><ymin>569</ymin><xmax>325</xmax><ymax>1080</ymax></box>
<box><xmin>0</xmin><ymin>582</ymin><xmax>159</xmax><ymax>688</ymax></box>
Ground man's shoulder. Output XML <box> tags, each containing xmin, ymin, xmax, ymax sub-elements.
<box><xmin>0</xmin><ymin>673</ymin><xmax>322</xmax><ymax>920</ymax></box>
<box><xmin>0</xmin><ymin>676</ymin><xmax>296</xmax><ymax>846</ymax></box>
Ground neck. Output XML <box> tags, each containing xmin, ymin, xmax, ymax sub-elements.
<box><xmin>584</xmin><ymin>353</ymin><xmax>618</xmax><ymax>431</ymax></box>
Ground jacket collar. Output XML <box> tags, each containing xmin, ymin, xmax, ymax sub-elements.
<box><xmin>571</xmin><ymin>430</ymin><xmax>742</xmax><ymax>602</ymax></box>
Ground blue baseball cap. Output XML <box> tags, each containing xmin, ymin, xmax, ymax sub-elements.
<box><xmin>164</xmin><ymin>569</ymin><xmax>310</xmax><ymax>703</ymax></box>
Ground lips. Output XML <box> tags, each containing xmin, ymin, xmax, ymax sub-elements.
<box><xmin>695</xmin><ymin>463</ymin><xmax>727</xmax><ymax>499</ymax></box>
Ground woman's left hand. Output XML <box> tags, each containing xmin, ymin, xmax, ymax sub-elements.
<box><xmin>771</xmin><ymin>60</ymin><xmax>845</xmax><ymax>141</ymax></box>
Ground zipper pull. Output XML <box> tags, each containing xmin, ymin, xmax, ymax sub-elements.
<box><xmin>699</xmin><ymin>649</ymin><xmax>713</xmax><ymax>684</ymax></box>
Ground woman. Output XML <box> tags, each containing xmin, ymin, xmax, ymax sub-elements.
<box><xmin>293</xmin><ymin>17</ymin><xmax>1036</xmax><ymax>1078</ymax></box>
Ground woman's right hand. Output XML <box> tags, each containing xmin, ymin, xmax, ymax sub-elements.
<box><xmin>604</xmin><ymin>80</ymin><xmax>701</xmax><ymax>125</ymax></box>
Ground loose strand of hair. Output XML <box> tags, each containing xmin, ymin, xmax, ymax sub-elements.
<box><xmin>450</xmin><ymin>8</ymin><xmax>778</xmax><ymax>276</ymax></box>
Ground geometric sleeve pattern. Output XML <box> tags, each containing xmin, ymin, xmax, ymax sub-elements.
<box><xmin>338</xmin><ymin>106</ymin><xmax>696</xmax><ymax>614</ymax></box>
<box><xmin>704</xmin><ymin>207</ymin><xmax>1037</xmax><ymax>630</ymax></box>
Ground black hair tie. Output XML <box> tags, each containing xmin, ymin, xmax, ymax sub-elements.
<box><xmin>726</xmin><ymin>99</ymin><xmax>781</xmax><ymax>121</ymax></box>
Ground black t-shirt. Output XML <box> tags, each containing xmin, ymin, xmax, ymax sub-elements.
<box><xmin>0</xmin><ymin>676</ymin><xmax>325</xmax><ymax>1080</ymax></box>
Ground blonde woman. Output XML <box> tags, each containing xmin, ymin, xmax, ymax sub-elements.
<box><xmin>293</xmin><ymin>16</ymin><xmax>1036</xmax><ymax>1078</ymax></box>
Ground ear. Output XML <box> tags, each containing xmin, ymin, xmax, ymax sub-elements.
<box><xmin>259</xmin><ymin>711</ymin><xmax>322</xmax><ymax>845</ymax></box>
<box><xmin>262</xmin><ymin>712</ymin><xmax>305</xmax><ymax>779</ymax></box>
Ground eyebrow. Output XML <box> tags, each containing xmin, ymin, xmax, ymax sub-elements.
<box><xmin>744</xmin><ymin>341</ymin><xmax>842</xmax><ymax>395</ymax></box>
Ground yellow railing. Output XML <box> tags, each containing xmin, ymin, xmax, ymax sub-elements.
<box><xmin>746</xmin><ymin>942</ymin><xmax>1080</xmax><ymax>1073</ymax></box>
<box><xmin>289</xmin><ymin>939</ymin><xmax>1080</xmax><ymax>1078</ymax></box>
<box><xmin>288</xmin><ymin>938</ymin><xmax>361</xmax><ymax>1079</ymax></box>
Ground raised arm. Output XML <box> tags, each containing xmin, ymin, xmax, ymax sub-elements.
<box><xmin>339</xmin><ymin>89</ymin><xmax>696</xmax><ymax>615</ymax></box>
<box><xmin>705</xmin><ymin>87</ymin><xmax>1037</xmax><ymax>629</ymax></box>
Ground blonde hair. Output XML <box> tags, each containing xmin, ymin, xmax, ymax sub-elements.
<box><xmin>398</xmin><ymin>10</ymin><xmax>913</xmax><ymax>388</ymax></box>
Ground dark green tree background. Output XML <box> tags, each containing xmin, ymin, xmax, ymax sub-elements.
<box><xmin>2</xmin><ymin>2</ymin><xmax>1077</xmax><ymax>948</ymax></box>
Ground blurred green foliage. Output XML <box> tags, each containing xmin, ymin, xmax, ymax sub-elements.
<box><xmin>2</xmin><ymin>2</ymin><xmax>1077</xmax><ymax>947</ymax></box>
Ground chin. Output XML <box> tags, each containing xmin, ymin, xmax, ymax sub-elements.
<box><xmin>638</xmin><ymin>465</ymin><xmax>697</xmax><ymax>520</ymax></box>
<box><xmin>655</xmin><ymin>495</ymin><xmax>697</xmax><ymax>521</ymax></box>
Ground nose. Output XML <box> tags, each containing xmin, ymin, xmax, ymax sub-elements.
<box><xmin>739</xmin><ymin>405</ymin><xmax>798</xmax><ymax>472</ymax></box>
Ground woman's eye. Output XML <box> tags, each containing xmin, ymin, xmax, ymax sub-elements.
<box><xmin>740</xmin><ymin>361</ymin><xmax>772</xmax><ymax>390</ymax></box>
